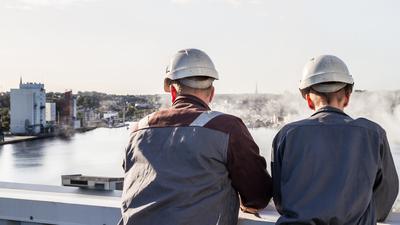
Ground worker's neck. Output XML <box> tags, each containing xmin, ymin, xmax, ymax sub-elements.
<box><xmin>314</xmin><ymin>103</ymin><xmax>345</xmax><ymax>112</ymax></box>
<box><xmin>191</xmin><ymin>93</ymin><xmax>211</xmax><ymax>105</ymax></box>
<box><xmin>172</xmin><ymin>93</ymin><xmax>211</xmax><ymax>106</ymax></box>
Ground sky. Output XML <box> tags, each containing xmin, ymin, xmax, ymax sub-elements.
<box><xmin>0</xmin><ymin>0</ymin><xmax>399</xmax><ymax>94</ymax></box>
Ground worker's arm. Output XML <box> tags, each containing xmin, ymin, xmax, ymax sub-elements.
<box><xmin>240</xmin><ymin>204</ymin><xmax>260</xmax><ymax>214</ymax></box>
<box><xmin>374</xmin><ymin>132</ymin><xmax>399</xmax><ymax>222</ymax></box>
<box><xmin>271</xmin><ymin>130</ymin><xmax>284</xmax><ymax>214</ymax></box>
<box><xmin>226</xmin><ymin>118</ymin><xmax>273</xmax><ymax>209</ymax></box>
<box><xmin>122</xmin><ymin>127</ymin><xmax>139</xmax><ymax>172</ymax></box>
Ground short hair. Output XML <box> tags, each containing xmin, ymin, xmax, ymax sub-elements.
<box><xmin>301</xmin><ymin>84</ymin><xmax>353</xmax><ymax>104</ymax></box>
<box><xmin>171</xmin><ymin>77</ymin><xmax>214</xmax><ymax>95</ymax></box>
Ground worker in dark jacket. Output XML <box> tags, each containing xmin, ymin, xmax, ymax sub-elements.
<box><xmin>119</xmin><ymin>48</ymin><xmax>273</xmax><ymax>225</ymax></box>
<box><xmin>272</xmin><ymin>55</ymin><xmax>399</xmax><ymax>225</ymax></box>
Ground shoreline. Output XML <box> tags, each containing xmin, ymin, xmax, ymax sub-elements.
<box><xmin>0</xmin><ymin>127</ymin><xmax>98</xmax><ymax>146</ymax></box>
<box><xmin>0</xmin><ymin>134</ymin><xmax>56</xmax><ymax>146</ymax></box>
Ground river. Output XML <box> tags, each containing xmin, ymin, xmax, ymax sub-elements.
<box><xmin>0</xmin><ymin>126</ymin><xmax>399</xmax><ymax>209</ymax></box>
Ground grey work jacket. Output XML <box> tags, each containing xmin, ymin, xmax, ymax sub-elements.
<box><xmin>119</xmin><ymin>95</ymin><xmax>272</xmax><ymax>225</ymax></box>
<box><xmin>272</xmin><ymin>106</ymin><xmax>399</xmax><ymax>225</ymax></box>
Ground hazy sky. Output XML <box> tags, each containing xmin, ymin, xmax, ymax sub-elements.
<box><xmin>0</xmin><ymin>0</ymin><xmax>399</xmax><ymax>94</ymax></box>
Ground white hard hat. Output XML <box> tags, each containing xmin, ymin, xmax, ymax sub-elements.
<box><xmin>164</xmin><ymin>49</ymin><xmax>218</xmax><ymax>92</ymax></box>
<box><xmin>300</xmin><ymin>55</ymin><xmax>354</xmax><ymax>93</ymax></box>
<box><xmin>166</xmin><ymin>48</ymin><xmax>219</xmax><ymax>80</ymax></box>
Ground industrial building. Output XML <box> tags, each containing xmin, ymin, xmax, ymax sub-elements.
<box><xmin>59</xmin><ymin>91</ymin><xmax>81</xmax><ymax>129</ymax></box>
<box><xmin>10</xmin><ymin>80</ymin><xmax>46</xmax><ymax>135</ymax></box>
<box><xmin>46</xmin><ymin>102</ymin><xmax>56</xmax><ymax>123</ymax></box>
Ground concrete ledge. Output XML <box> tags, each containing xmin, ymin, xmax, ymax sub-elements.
<box><xmin>0</xmin><ymin>182</ymin><xmax>121</xmax><ymax>225</ymax></box>
<box><xmin>0</xmin><ymin>182</ymin><xmax>399</xmax><ymax>225</ymax></box>
<box><xmin>238</xmin><ymin>206</ymin><xmax>400</xmax><ymax>225</ymax></box>
<box><xmin>238</xmin><ymin>206</ymin><xmax>278</xmax><ymax>225</ymax></box>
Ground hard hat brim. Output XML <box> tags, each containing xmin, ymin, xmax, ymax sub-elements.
<box><xmin>299</xmin><ymin>72</ymin><xmax>354</xmax><ymax>90</ymax></box>
<box><xmin>166</xmin><ymin>67</ymin><xmax>219</xmax><ymax>80</ymax></box>
<box><xmin>311</xmin><ymin>82</ymin><xmax>348</xmax><ymax>93</ymax></box>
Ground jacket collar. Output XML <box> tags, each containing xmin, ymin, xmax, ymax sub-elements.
<box><xmin>311</xmin><ymin>106</ymin><xmax>349</xmax><ymax>117</ymax></box>
<box><xmin>172</xmin><ymin>94</ymin><xmax>210</xmax><ymax>110</ymax></box>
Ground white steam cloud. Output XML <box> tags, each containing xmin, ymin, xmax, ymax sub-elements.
<box><xmin>159</xmin><ymin>91</ymin><xmax>400</xmax><ymax>145</ymax></box>
<box><xmin>158</xmin><ymin>90</ymin><xmax>400</xmax><ymax>210</ymax></box>
<box><xmin>209</xmin><ymin>91</ymin><xmax>400</xmax><ymax>145</ymax></box>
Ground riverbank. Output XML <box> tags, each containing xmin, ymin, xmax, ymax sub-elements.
<box><xmin>0</xmin><ymin>127</ymin><xmax>98</xmax><ymax>146</ymax></box>
<box><xmin>0</xmin><ymin>134</ymin><xmax>56</xmax><ymax>146</ymax></box>
<box><xmin>75</xmin><ymin>126</ymin><xmax>97</xmax><ymax>133</ymax></box>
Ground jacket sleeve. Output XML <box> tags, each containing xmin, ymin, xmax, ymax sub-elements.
<box><xmin>374</xmin><ymin>132</ymin><xmax>399</xmax><ymax>222</ymax></box>
<box><xmin>226</xmin><ymin>118</ymin><xmax>273</xmax><ymax>209</ymax></box>
<box><xmin>271</xmin><ymin>131</ymin><xmax>284</xmax><ymax>214</ymax></box>
<box><xmin>122</xmin><ymin>141</ymin><xmax>131</xmax><ymax>172</ymax></box>
<box><xmin>123</xmin><ymin>127</ymin><xmax>139</xmax><ymax>172</ymax></box>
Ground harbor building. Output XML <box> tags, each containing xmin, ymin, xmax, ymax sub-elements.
<box><xmin>46</xmin><ymin>102</ymin><xmax>56</xmax><ymax>122</ymax></box>
<box><xmin>80</xmin><ymin>108</ymin><xmax>101</xmax><ymax>128</ymax></box>
<box><xmin>10</xmin><ymin>80</ymin><xmax>46</xmax><ymax>135</ymax></box>
<box><xmin>59</xmin><ymin>91</ymin><xmax>81</xmax><ymax>129</ymax></box>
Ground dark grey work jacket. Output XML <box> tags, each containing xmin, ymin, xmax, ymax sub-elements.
<box><xmin>120</xmin><ymin>95</ymin><xmax>272</xmax><ymax>225</ymax></box>
<box><xmin>272</xmin><ymin>106</ymin><xmax>399</xmax><ymax>225</ymax></box>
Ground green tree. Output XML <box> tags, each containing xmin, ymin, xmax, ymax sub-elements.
<box><xmin>77</xmin><ymin>95</ymin><xmax>100</xmax><ymax>109</ymax></box>
<box><xmin>0</xmin><ymin>108</ymin><xmax>10</xmax><ymax>131</ymax></box>
<box><xmin>0</xmin><ymin>92</ymin><xmax>10</xmax><ymax>108</ymax></box>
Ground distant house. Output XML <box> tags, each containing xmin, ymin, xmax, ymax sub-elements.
<box><xmin>79</xmin><ymin>108</ymin><xmax>101</xmax><ymax>127</ymax></box>
<box><xmin>103</xmin><ymin>111</ymin><xmax>118</xmax><ymax>120</ymax></box>
<box><xmin>103</xmin><ymin>111</ymin><xmax>119</xmax><ymax>127</ymax></box>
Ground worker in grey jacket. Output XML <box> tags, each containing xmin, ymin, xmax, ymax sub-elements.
<box><xmin>272</xmin><ymin>55</ymin><xmax>399</xmax><ymax>225</ymax></box>
<box><xmin>119</xmin><ymin>48</ymin><xmax>273</xmax><ymax>225</ymax></box>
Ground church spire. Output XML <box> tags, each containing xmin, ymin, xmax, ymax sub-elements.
<box><xmin>19</xmin><ymin>76</ymin><xmax>22</xmax><ymax>87</ymax></box>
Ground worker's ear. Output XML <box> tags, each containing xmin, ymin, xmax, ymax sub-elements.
<box><xmin>208</xmin><ymin>86</ymin><xmax>215</xmax><ymax>103</ymax></box>
<box><xmin>164</xmin><ymin>78</ymin><xmax>171</xmax><ymax>92</ymax></box>
<box><xmin>171</xmin><ymin>85</ymin><xmax>178</xmax><ymax>103</ymax></box>
<box><xmin>343</xmin><ymin>92</ymin><xmax>351</xmax><ymax>108</ymax></box>
<box><xmin>306</xmin><ymin>93</ymin><xmax>315</xmax><ymax>111</ymax></box>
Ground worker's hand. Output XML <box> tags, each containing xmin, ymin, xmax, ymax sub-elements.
<box><xmin>240</xmin><ymin>205</ymin><xmax>259</xmax><ymax>214</ymax></box>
